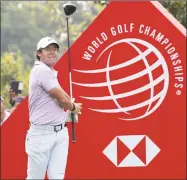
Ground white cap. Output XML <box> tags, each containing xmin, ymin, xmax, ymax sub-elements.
<box><xmin>37</xmin><ymin>37</ymin><xmax>59</xmax><ymax>50</ymax></box>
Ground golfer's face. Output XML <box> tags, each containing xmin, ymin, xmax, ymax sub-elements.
<box><xmin>39</xmin><ymin>44</ymin><xmax>59</xmax><ymax>67</ymax></box>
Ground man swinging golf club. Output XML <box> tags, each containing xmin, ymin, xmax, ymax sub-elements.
<box><xmin>25</xmin><ymin>4</ymin><xmax>81</xmax><ymax>180</ymax></box>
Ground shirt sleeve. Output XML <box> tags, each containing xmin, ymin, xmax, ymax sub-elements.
<box><xmin>38</xmin><ymin>68</ymin><xmax>59</xmax><ymax>92</ymax></box>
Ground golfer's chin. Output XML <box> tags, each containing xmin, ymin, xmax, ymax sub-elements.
<box><xmin>47</xmin><ymin>58</ymin><xmax>57</xmax><ymax>67</ymax></box>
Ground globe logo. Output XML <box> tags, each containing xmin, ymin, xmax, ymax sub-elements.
<box><xmin>73</xmin><ymin>38</ymin><xmax>169</xmax><ymax>120</ymax></box>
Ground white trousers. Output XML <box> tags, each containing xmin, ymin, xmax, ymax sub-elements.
<box><xmin>25</xmin><ymin>124</ymin><xmax>69</xmax><ymax>179</ymax></box>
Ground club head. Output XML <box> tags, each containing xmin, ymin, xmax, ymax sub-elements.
<box><xmin>63</xmin><ymin>4</ymin><xmax>76</xmax><ymax>16</ymax></box>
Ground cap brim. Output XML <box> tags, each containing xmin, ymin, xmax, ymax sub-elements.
<box><xmin>37</xmin><ymin>42</ymin><xmax>59</xmax><ymax>50</ymax></box>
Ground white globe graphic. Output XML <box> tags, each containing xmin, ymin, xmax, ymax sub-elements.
<box><xmin>73</xmin><ymin>38</ymin><xmax>169</xmax><ymax>120</ymax></box>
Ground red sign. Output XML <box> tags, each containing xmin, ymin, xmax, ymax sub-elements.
<box><xmin>1</xmin><ymin>1</ymin><xmax>186</xmax><ymax>179</ymax></box>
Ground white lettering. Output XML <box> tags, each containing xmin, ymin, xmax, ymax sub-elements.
<box><xmin>82</xmin><ymin>51</ymin><xmax>92</xmax><ymax>60</ymax></box>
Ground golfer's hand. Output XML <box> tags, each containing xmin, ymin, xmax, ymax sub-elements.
<box><xmin>70</xmin><ymin>98</ymin><xmax>82</xmax><ymax>115</ymax></box>
<box><xmin>71</xmin><ymin>98</ymin><xmax>75</xmax><ymax>103</ymax></box>
<box><xmin>72</xmin><ymin>103</ymin><xmax>82</xmax><ymax>115</ymax></box>
<box><xmin>65</xmin><ymin>110</ymin><xmax>79</xmax><ymax>123</ymax></box>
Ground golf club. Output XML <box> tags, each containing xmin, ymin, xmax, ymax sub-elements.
<box><xmin>63</xmin><ymin>3</ymin><xmax>76</xmax><ymax>143</ymax></box>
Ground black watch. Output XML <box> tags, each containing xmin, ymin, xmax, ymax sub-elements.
<box><xmin>71</xmin><ymin>103</ymin><xmax>76</xmax><ymax>111</ymax></box>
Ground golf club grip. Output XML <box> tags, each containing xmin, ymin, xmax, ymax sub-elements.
<box><xmin>71</xmin><ymin>112</ymin><xmax>76</xmax><ymax>142</ymax></box>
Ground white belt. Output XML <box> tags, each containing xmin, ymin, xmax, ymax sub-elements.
<box><xmin>30</xmin><ymin>123</ymin><xmax>67</xmax><ymax>132</ymax></box>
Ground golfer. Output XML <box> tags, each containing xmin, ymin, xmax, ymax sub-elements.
<box><xmin>25</xmin><ymin>37</ymin><xmax>82</xmax><ymax>179</ymax></box>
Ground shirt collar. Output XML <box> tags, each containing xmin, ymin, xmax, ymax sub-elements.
<box><xmin>34</xmin><ymin>61</ymin><xmax>58</xmax><ymax>77</ymax></box>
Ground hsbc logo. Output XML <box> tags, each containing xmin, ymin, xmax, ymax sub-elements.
<box><xmin>103</xmin><ymin>135</ymin><xmax>160</xmax><ymax>167</ymax></box>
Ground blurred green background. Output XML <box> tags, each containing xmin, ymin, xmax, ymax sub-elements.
<box><xmin>1</xmin><ymin>1</ymin><xmax>186</xmax><ymax>108</ymax></box>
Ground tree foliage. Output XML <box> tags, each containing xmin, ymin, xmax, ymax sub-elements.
<box><xmin>1</xmin><ymin>51</ymin><xmax>30</xmax><ymax>108</ymax></box>
<box><xmin>1</xmin><ymin>1</ymin><xmax>105</xmax><ymax>107</ymax></box>
<box><xmin>1</xmin><ymin>1</ymin><xmax>105</xmax><ymax>66</ymax></box>
<box><xmin>161</xmin><ymin>1</ymin><xmax>186</xmax><ymax>27</ymax></box>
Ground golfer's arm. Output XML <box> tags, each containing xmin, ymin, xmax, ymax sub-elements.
<box><xmin>49</xmin><ymin>86</ymin><xmax>74</xmax><ymax>110</ymax></box>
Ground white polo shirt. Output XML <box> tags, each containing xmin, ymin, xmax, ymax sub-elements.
<box><xmin>28</xmin><ymin>61</ymin><xmax>66</xmax><ymax>125</ymax></box>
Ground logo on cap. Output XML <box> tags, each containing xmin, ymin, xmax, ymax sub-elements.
<box><xmin>48</xmin><ymin>38</ymin><xmax>53</xmax><ymax>41</ymax></box>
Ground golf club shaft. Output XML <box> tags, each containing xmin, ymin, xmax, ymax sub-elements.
<box><xmin>66</xmin><ymin>16</ymin><xmax>76</xmax><ymax>143</ymax></box>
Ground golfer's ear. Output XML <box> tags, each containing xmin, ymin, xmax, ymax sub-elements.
<box><xmin>36</xmin><ymin>50</ymin><xmax>41</xmax><ymax>58</ymax></box>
